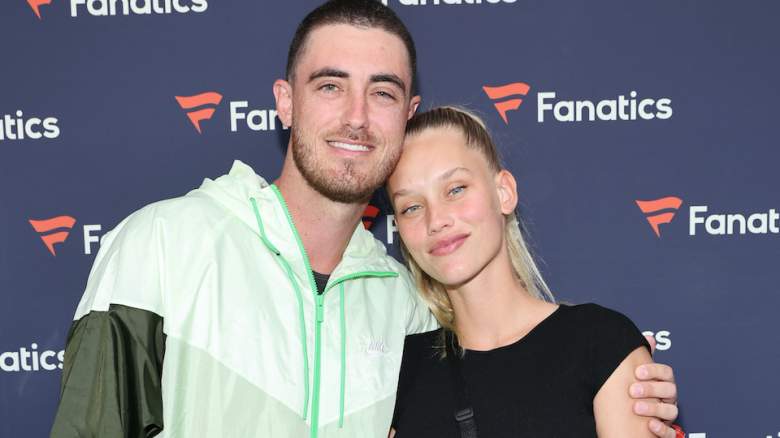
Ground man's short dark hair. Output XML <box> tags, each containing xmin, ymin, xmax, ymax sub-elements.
<box><xmin>286</xmin><ymin>0</ymin><xmax>418</xmax><ymax>94</ymax></box>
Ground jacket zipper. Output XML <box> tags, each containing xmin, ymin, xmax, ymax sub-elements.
<box><xmin>270</xmin><ymin>185</ymin><xmax>399</xmax><ymax>438</ymax></box>
<box><xmin>311</xmin><ymin>271</ymin><xmax>397</xmax><ymax>437</ymax></box>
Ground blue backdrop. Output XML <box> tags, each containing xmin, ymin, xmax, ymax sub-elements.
<box><xmin>2</xmin><ymin>1</ymin><xmax>779</xmax><ymax>437</ymax></box>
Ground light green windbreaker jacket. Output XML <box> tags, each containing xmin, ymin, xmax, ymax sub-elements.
<box><xmin>50</xmin><ymin>160</ymin><xmax>437</xmax><ymax>438</ymax></box>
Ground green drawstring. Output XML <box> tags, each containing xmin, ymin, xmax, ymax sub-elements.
<box><xmin>250</xmin><ymin>197</ymin><xmax>311</xmax><ymax>420</ymax></box>
<box><xmin>338</xmin><ymin>282</ymin><xmax>347</xmax><ymax>428</ymax></box>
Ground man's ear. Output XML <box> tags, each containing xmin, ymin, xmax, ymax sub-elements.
<box><xmin>495</xmin><ymin>169</ymin><xmax>519</xmax><ymax>215</ymax></box>
<box><xmin>273</xmin><ymin>79</ymin><xmax>293</xmax><ymax>129</ymax></box>
<box><xmin>407</xmin><ymin>95</ymin><xmax>421</xmax><ymax>120</ymax></box>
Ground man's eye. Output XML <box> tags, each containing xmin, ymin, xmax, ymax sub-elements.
<box><xmin>375</xmin><ymin>90</ymin><xmax>396</xmax><ymax>100</ymax></box>
<box><xmin>320</xmin><ymin>84</ymin><xmax>339</xmax><ymax>92</ymax></box>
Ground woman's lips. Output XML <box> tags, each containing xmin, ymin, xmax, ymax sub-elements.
<box><xmin>429</xmin><ymin>233</ymin><xmax>469</xmax><ymax>256</ymax></box>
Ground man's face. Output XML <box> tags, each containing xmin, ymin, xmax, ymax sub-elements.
<box><xmin>276</xmin><ymin>24</ymin><xmax>420</xmax><ymax>203</ymax></box>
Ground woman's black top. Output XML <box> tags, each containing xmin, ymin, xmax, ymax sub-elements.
<box><xmin>392</xmin><ymin>303</ymin><xmax>649</xmax><ymax>437</ymax></box>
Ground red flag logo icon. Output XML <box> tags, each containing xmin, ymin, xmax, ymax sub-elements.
<box><xmin>29</xmin><ymin>215</ymin><xmax>76</xmax><ymax>256</ymax></box>
<box><xmin>482</xmin><ymin>82</ymin><xmax>531</xmax><ymax>124</ymax></box>
<box><xmin>635</xmin><ymin>197</ymin><xmax>683</xmax><ymax>237</ymax></box>
<box><xmin>27</xmin><ymin>0</ymin><xmax>53</xmax><ymax>20</ymax></box>
<box><xmin>175</xmin><ymin>91</ymin><xmax>223</xmax><ymax>134</ymax></box>
<box><xmin>362</xmin><ymin>205</ymin><xmax>380</xmax><ymax>230</ymax></box>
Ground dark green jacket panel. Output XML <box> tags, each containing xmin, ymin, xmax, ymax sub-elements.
<box><xmin>50</xmin><ymin>304</ymin><xmax>166</xmax><ymax>438</ymax></box>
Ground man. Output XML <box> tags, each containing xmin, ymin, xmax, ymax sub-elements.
<box><xmin>51</xmin><ymin>1</ymin><xmax>680</xmax><ymax>437</ymax></box>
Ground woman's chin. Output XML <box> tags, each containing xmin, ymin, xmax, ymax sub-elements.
<box><xmin>430</xmin><ymin>265</ymin><xmax>479</xmax><ymax>290</ymax></box>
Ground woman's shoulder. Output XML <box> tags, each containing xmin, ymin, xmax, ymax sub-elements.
<box><xmin>402</xmin><ymin>327</ymin><xmax>444</xmax><ymax>355</ymax></box>
<box><xmin>560</xmin><ymin>302</ymin><xmax>650</xmax><ymax>376</ymax></box>
<box><xmin>558</xmin><ymin>302</ymin><xmax>641</xmax><ymax>332</ymax></box>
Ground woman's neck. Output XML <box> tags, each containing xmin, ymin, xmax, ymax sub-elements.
<box><xmin>447</xmin><ymin>247</ymin><xmax>555</xmax><ymax>351</ymax></box>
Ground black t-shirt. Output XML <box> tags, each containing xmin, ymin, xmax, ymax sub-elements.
<box><xmin>312</xmin><ymin>271</ymin><xmax>330</xmax><ymax>295</ymax></box>
<box><xmin>392</xmin><ymin>303</ymin><xmax>649</xmax><ymax>437</ymax></box>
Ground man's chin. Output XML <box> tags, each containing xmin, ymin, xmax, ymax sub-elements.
<box><xmin>318</xmin><ymin>187</ymin><xmax>374</xmax><ymax>204</ymax></box>
<box><xmin>308</xmin><ymin>177</ymin><xmax>378</xmax><ymax>204</ymax></box>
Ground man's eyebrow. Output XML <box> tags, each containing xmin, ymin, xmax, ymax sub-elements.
<box><xmin>370</xmin><ymin>73</ymin><xmax>406</xmax><ymax>94</ymax></box>
<box><xmin>308</xmin><ymin>67</ymin><xmax>349</xmax><ymax>83</ymax></box>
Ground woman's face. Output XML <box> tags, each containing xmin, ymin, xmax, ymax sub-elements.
<box><xmin>387</xmin><ymin>126</ymin><xmax>516</xmax><ymax>288</ymax></box>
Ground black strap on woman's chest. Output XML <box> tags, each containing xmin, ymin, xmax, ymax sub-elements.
<box><xmin>445</xmin><ymin>331</ymin><xmax>478</xmax><ymax>438</ymax></box>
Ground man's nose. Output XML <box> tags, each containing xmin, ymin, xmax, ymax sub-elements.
<box><xmin>343</xmin><ymin>92</ymin><xmax>369</xmax><ymax>131</ymax></box>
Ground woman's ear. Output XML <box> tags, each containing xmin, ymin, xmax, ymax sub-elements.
<box><xmin>495</xmin><ymin>169</ymin><xmax>518</xmax><ymax>215</ymax></box>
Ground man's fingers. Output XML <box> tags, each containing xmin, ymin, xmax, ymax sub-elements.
<box><xmin>648</xmin><ymin>419</ymin><xmax>676</xmax><ymax>438</ymax></box>
<box><xmin>635</xmin><ymin>363</ymin><xmax>675</xmax><ymax>382</ymax></box>
<box><xmin>634</xmin><ymin>362</ymin><xmax>680</xmax><ymax>438</ymax></box>
<box><xmin>629</xmin><ymin>381</ymin><xmax>677</xmax><ymax>401</ymax></box>
<box><xmin>634</xmin><ymin>400</ymin><xmax>679</xmax><ymax>422</ymax></box>
<box><xmin>644</xmin><ymin>334</ymin><xmax>657</xmax><ymax>354</ymax></box>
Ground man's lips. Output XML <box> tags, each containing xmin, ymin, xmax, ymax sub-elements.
<box><xmin>429</xmin><ymin>233</ymin><xmax>469</xmax><ymax>256</ymax></box>
<box><xmin>327</xmin><ymin>139</ymin><xmax>374</xmax><ymax>152</ymax></box>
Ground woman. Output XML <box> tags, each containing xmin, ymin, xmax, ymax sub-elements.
<box><xmin>387</xmin><ymin>107</ymin><xmax>661</xmax><ymax>437</ymax></box>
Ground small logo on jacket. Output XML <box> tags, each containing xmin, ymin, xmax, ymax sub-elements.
<box><xmin>482</xmin><ymin>82</ymin><xmax>530</xmax><ymax>124</ymax></box>
<box><xmin>635</xmin><ymin>197</ymin><xmax>683</xmax><ymax>237</ymax></box>
<box><xmin>29</xmin><ymin>215</ymin><xmax>76</xmax><ymax>256</ymax></box>
<box><xmin>175</xmin><ymin>91</ymin><xmax>223</xmax><ymax>134</ymax></box>
<box><xmin>366</xmin><ymin>337</ymin><xmax>389</xmax><ymax>356</ymax></box>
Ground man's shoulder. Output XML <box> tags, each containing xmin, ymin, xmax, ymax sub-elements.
<box><xmin>109</xmin><ymin>189</ymin><xmax>228</xmax><ymax>238</ymax></box>
<box><xmin>116</xmin><ymin>160</ymin><xmax>264</xmax><ymax>233</ymax></box>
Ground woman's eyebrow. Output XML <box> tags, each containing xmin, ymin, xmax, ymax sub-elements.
<box><xmin>390</xmin><ymin>167</ymin><xmax>471</xmax><ymax>201</ymax></box>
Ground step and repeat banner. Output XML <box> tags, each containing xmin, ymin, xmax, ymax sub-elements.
<box><xmin>2</xmin><ymin>1</ymin><xmax>779</xmax><ymax>437</ymax></box>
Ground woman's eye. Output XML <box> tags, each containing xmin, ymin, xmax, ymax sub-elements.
<box><xmin>401</xmin><ymin>205</ymin><xmax>421</xmax><ymax>215</ymax></box>
<box><xmin>449</xmin><ymin>186</ymin><xmax>466</xmax><ymax>196</ymax></box>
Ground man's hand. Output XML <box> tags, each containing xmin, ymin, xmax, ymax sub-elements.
<box><xmin>630</xmin><ymin>335</ymin><xmax>680</xmax><ymax>438</ymax></box>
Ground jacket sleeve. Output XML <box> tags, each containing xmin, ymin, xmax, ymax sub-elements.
<box><xmin>399</xmin><ymin>270</ymin><xmax>440</xmax><ymax>335</ymax></box>
<box><xmin>50</xmin><ymin>305</ymin><xmax>166</xmax><ymax>438</ymax></box>
<box><xmin>50</xmin><ymin>206</ymin><xmax>168</xmax><ymax>438</ymax></box>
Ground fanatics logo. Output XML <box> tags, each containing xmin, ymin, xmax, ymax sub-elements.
<box><xmin>29</xmin><ymin>215</ymin><xmax>76</xmax><ymax>256</ymax></box>
<box><xmin>27</xmin><ymin>0</ymin><xmax>208</xmax><ymax>19</ymax></box>
<box><xmin>0</xmin><ymin>343</ymin><xmax>64</xmax><ymax>372</ymax></box>
<box><xmin>635</xmin><ymin>197</ymin><xmax>683</xmax><ymax>238</ymax></box>
<box><xmin>0</xmin><ymin>110</ymin><xmax>60</xmax><ymax>141</ymax></box>
<box><xmin>482</xmin><ymin>82</ymin><xmax>530</xmax><ymax>124</ymax></box>
<box><xmin>27</xmin><ymin>0</ymin><xmax>53</xmax><ymax>19</ymax></box>
<box><xmin>70</xmin><ymin>0</ymin><xmax>209</xmax><ymax>18</ymax></box>
<box><xmin>175</xmin><ymin>91</ymin><xmax>223</xmax><ymax>134</ymax></box>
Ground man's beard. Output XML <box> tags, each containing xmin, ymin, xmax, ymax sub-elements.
<box><xmin>291</xmin><ymin>126</ymin><xmax>400</xmax><ymax>204</ymax></box>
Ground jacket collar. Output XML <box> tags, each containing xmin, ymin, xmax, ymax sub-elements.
<box><xmin>196</xmin><ymin>160</ymin><xmax>400</xmax><ymax>280</ymax></box>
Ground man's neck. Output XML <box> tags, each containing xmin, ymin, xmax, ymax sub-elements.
<box><xmin>274</xmin><ymin>170</ymin><xmax>366</xmax><ymax>276</ymax></box>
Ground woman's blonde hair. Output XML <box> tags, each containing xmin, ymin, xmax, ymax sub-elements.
<box><xmin>399</xmin><ymin>106</ymin><xmax>555</xmax><ymax>335</ymax></box>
